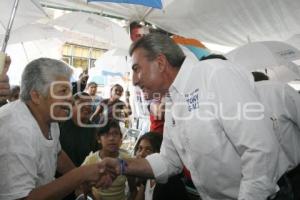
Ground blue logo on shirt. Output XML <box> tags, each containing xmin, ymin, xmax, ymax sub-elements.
<box><xmin>185</xmin><ymin>89</ymin><xmax>200</xmax><ymax>112</ymax></box>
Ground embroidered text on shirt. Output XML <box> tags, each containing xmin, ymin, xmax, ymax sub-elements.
<box><xmin>185</xmin><ymin>88</ymin><xmax>200</xmax><ymax>112</ymax></box>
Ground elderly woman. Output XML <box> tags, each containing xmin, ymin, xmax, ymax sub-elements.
<box><xmin>0</xmin><ymin>58</ymin><xmax>111</xmax><ymax>200</ymax></box>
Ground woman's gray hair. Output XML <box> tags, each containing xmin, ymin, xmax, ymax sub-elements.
<box><xmin>20</xmin><ymin>58</ymin><xmax>73</xmax><ymax>101</ymax></box>
<box><xmin>129</xmin><ymin>33</ymin><xmax>185</xmax><ymax>68</ymax></box>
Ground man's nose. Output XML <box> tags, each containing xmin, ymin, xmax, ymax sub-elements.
<box><xmin>132</xmin><ymin>73</ymin><xmax>139</xmax><ymax>86</ymax></box>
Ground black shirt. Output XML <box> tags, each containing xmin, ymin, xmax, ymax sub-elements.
<box><xmin>59</xmin><ymin>119</ymin><xmax>98</xmax><ymax>167</ymax></box>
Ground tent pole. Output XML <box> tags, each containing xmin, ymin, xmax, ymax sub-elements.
<box><xmin>142</xmin><ymin>8</ymin><xmax>153</xmax><ymax>20</ymax></box>
<box><xmin>21</xmin><ymin>42</ymin><xmax>29</xmax><ymax>62</ymax></box>
<box><xmin>1</xmin><ymin>0</ymin><xmax>20</xmax><ymax>52</ymax></box>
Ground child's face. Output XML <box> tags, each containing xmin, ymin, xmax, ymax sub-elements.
<box><xmin>88</xmin><ymin>85</ymin><xmax>97</xmax><ymax>95</ymax></box>
<box><xmin>98</xmin><ymin>127</ymin><xmax>122</xmax><ymax>153</ymax></box>
<box><xmin>136</xmin><ymin>139</ymin><xmax>154</xmax><ymax>158</ymax></box>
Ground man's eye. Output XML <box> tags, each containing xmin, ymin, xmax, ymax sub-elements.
<box><xmin>132</xmin><ymin>65</ymin><xmax>138</xmax><ymax>72</ymax></box>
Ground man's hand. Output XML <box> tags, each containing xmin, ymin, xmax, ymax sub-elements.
<box><xmin>79</xmin><ymin>158</ymin><xmax>125</xmax><ymax>196</ymax></box>
<box><xmin>94</xmin><ymin>158</ymin><xmax>122</xmax><ymax>188</ymax></box>
<box><xmin>1</xmin><ymin>55</ymin><xmax>11</xmax><ymax>75</ymax></box>
<box><xmin>81</xmin><ymin>160</ymin><xmax>118</xmax><ymax>190</ymax></box>
<box><xmin>0</xmin><ymin>55</ymin><xmax>11</xmax><ymax>101</ymax></box>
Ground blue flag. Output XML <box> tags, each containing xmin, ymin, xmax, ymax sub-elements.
<box><xmin>87</xmin><ymin>0</ymin><xmax>162</xmax><ymax>9</ymax></box>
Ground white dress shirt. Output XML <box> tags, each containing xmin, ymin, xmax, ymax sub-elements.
<box><xmin>255</xmin><ymin>81</ymin><xmax>300</xmax><ymax>167</ymax></box>
<box><xmin>146</xmin><ymin>56</ymin><xmax>290</xmax><ymax>200</ymax></box>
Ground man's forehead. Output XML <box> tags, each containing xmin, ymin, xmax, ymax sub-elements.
<box><xmin>132</xmin><ymin>48</ymin><xmax>148</xmax><ymax>60</ymax></box>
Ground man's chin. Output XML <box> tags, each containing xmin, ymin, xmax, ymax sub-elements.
<box><xmin>51</xmin><ymin>113</ymin><xmax>72</xmax><ymax>122</ymax></box>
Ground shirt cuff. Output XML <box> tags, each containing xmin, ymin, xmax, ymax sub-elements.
<box><xmin>146</xmin><ymin>153</ymin><xmax>169</xmax><ymax>183</ymax></box>
<box><xmin>238</xmin><ymin>175</ymin><xmax>279</xmax><ymax>200</ymax></box>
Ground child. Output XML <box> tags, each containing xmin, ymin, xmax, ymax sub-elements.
<box><xmin>134</xmin><ymin>132</ymin><xmax>189</xmax><ymax>200</ymax></box>
<box><xmin>80</xmin><ymin>120</ymin><xmax>135</xmax><ymax>200</ymax></box>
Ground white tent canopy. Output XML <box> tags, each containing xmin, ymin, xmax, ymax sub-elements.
<box><xmin>0</xmin><ymin>0</ymin><xmax>48</xmax><ymax>34</ymax></box>
<box><xmin>286</xmin><ymin>34</ymin><xmax>300</xmax><ymax>51</ymax></box>
<box><xmin>93</xmin><ymin>48</ymin><xmax>131</xmax><ymax>75</ymax></box>
<box><xmin>39</xmin><ymin>0</ymin><xmax>300</xmax><ymax>49</ymax></box>
<box><xmin>7</xmin><ymin>38</ymin><xmax>63</xmax><ymax>85</ymax></box>
<box><xmin>226</xmin><ymin>41</ymin><xmax>300</xmax><ymax>82</ymax></box>
<box><xmin>0</xmin><ymin>23</ymin><xmax>64</xmax><ymax>45</ymax></box>
<box><xmin>50</xmin><ymin>12</ymin><xmax>131</xmax><ymax>49</ymax></box>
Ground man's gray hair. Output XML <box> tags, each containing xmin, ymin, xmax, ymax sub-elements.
<box><xmin>129</xmin><ymin>33</ymin><xmax>185</xmax><ymax>68</ymax></box>
<box><xmin>20</xmin><ymin>58</ymin><xmax>73</xmax><ymax>101</ymax></box>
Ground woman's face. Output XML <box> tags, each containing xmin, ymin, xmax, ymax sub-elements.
<box><xmin>136</xmin><ymin>139</ymin><xmax>154</xmax><ymax>158</ymax></box>
<box><xmin>111</xmin><ymin>86</ymin><xmax>123</xmax><ymax>101</ymax></box>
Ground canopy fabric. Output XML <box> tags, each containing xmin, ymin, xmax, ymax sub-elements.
<box><xmin>226</xmin><ymin>41</ymin><xmax>300</xmax><ymax>82</ymax></box>
<box><xmin>6</xmin><ymin>38</ymin><xmax>63</xmax><ymax>85</ymax></box>
<box><xmin>40</xmin><ymin>0</ymin><xmax>300</xmax><ymax>49</ymax></box>
<box><xmin>87</xmin><ymin>0</ymin><xmax>162</xmax><ymax>9</ymax></box>
<box><xmin>226</xmin><ymin>41</ymin><xmax>300</xmax><ymax>71</ymax></box>
<box><xmin>286</xmin><ymin>34</ymin><xmax>300</xmax><ymax>50</ymax></box>
<box><xmin>50</xmin><ymin>12</ymin><xmax>131</xmax><ymax>49</ymax></box>
<box><xmin>93</xmin><ymin>48</ymin><xmax>131</xmax><ymax>75</ymax></box>
<box><xmin>0</xmin><ymin>0</ymin><xmax>48</xmax><ymax>34</ymax></box>
<box><xmin>0</xmin><ymin>24</ymin><xmax>63</xmax><ymax>45</ymax></box>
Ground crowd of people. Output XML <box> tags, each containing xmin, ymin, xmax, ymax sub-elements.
<box><xmin>0</xmin><ymin>28</ymin><xmax>300</xmax><ymax>200</ymax></box>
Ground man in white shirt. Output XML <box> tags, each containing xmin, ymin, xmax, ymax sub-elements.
<box><xmin>256</xmin><ymin>81</ymin><xmax>300</xmax><ymax>166</ymax></box>
<box><xmin>0</xmin><ymin>58</ymin><xmax>111</xmax><ymax>199</ymax></box>
<box><xmin>99</xmin><ymin>33</ymin><xmax>295</xmax><ymax>200</ymax></box>
<box><xmin>253</xmin><ymin>72</ymin><xmax>300</xmax><ymax>199</ymax></box>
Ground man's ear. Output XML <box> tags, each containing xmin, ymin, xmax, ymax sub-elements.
<box><xmin>156</xmin><ymin>53</ymin><xmax>168</xmax><ymax>72</ymax></box>
<box><xmin>30</xmin><ymin>90</ymin><xmax>41</xmax><ymax>105</ymax></box>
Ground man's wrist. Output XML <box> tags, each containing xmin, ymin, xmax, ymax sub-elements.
<box><xmin>118</xmin><ymin>158</ymin><xmax>128</xmax><ymax>175</ymax></box>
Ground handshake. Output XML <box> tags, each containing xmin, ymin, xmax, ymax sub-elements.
<box><xmin>76</xmin><ymin>157</ymin><xmax>127</xmax><ymax>199</ymax></box>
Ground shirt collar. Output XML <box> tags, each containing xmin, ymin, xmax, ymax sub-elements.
<box><xmin>169</xmin><ymin>55</ymin><xmax>199</xmax><ymax>95</ymax></box>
